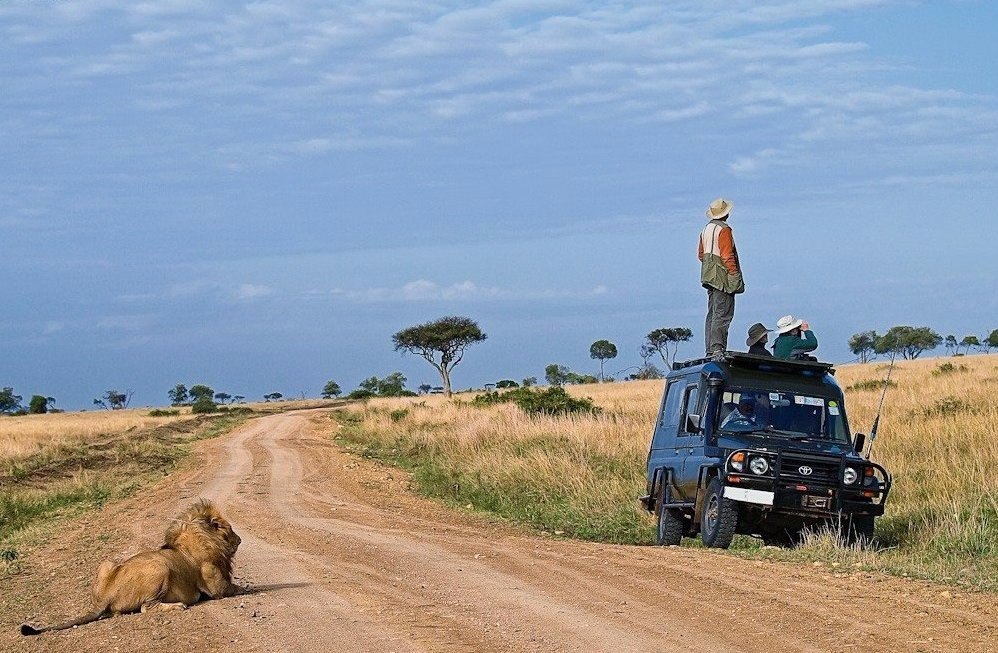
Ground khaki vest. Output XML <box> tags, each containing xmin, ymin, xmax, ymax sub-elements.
<box><xmin>700</xmin><ymin>219</ymin><xmax>745</xmax><ymax>294</ymax></box>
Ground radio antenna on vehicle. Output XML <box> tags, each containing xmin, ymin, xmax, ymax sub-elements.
<box><xmin>865</xmin><ymin>347</ymin><xmax>897</xmax><ymax>459</ymax></box>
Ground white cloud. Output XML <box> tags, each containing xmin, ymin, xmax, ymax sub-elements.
<box><xmin>235</xmin><ymin>283</ymin><xmax>274</xmax><ymax>300</ymax></box>
<box><xmin>329</xmin><ymin>279</ymin><xmax>609</xmax><ymax>302</ymax></box>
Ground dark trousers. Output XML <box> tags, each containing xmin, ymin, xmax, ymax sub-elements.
<box><xmin>705</xmin><ymin>288</ymin><xmax>735</xmax><ymax>354</ymax></box>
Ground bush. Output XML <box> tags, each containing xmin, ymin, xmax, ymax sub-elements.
<box><xmin>191</xmin><ymin>397</ymin><xmax>218</xmax><ymax>414</ymax></box>
<box><xmin>149</xmin><ymin>409</ymin><xmax>180</xmax><ymax>417</ymax></box>
<box><xmin>847</xmin><ymin>379</ymin><xmax>897</xmax><ymax>392</ymax></box>
<box><xmin>921</xmin><ymin>397</ymin><xmax>972</xmax><ymax>418</ymax></box>
<box><xmin>346</xmin><ymin>389</ymin><xmax>376</xmax><ymax>400</ymax></box>
<box><xmin>473</xmin><ymin>386</ymin><xmax>600</xmax><ymax>417</ymax></box>
<box><xmin>932</xmin><ymin>362</ymin><xmax>969</xmax><ymax>376</ymax></box>
<box><xmin>389</xmin><ymin>409</ymin><xmax>409</xmax><ymax>422</ymax></box>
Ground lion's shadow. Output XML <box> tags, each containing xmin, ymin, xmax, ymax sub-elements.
<box><xmin>237</xmin><ymin>582</ymin><xmax>313</xmax><ymax>595</ymax></box>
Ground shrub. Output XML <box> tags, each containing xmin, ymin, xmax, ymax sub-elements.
<box><xmin>847</xmin><ymin>379</ymin><xmax>897</xmax><ymax>392</ymax></box>
<box><xmin>921</xmin><ymin>396</ymin><xmax>972</xmax><ymax>418</ymax></box>
<box><xmin>389</xmin><ymin>409</ymin><xmax>409</xmax><ymax>422</ymax></box>
<box><xmin>473</xmin><ymin>386</ymin><xmax>600</xmax><ymax>417</ymax></box>
<box><xmin>149</xmin><ymin>409</ymin><xmax>180</xmax><ymax>417</ymax></box>
<box><xmin>346</xmin><ymin>389</ymin><xmax>376</xmax><ymax>400</ymax></box>
<box><xmin>191</xmin><ymin>397</ymin><xmax>218</xmax><ymax>414</ymax></box>
<box><xmin>932</xmin><ymin>362</ymin><xmax>969</xmax><ymax>376</ymax></box>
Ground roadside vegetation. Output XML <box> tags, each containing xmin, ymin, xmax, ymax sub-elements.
<box><xmin>331</xmin><ymin>355</ymin><xmax>998</xmax><ymax>591</ymax></box>
<box><xmin>0</xmin><ymin>409</ymin><xmax>252</xmax><ymax>565</ymax></box>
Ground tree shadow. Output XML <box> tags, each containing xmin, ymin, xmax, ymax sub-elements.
<box><xmin>239</xmin><ymin>582</ymin><xmax>312</xmax><ymax>595</ymax></box>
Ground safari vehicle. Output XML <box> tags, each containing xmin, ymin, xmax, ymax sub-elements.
<box><xmin>640</xmin><ymin>352</ymin><xmax>891</xmax><ymax>548</ymax></box>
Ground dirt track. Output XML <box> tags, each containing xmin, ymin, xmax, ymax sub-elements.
<box><xmin>4</xmin><ymin>410</ymin><xmax>996</xmax><ymax>652</ymax></box>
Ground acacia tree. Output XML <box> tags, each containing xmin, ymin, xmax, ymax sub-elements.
<box><xmin>984</xmin><ymin>329</ymin><xmax>998</xmax><ymax>354</ymax></box>
<box><xmin>188</xmin><ymin>384</ymin><xmax>214</xmax><ymax>402</ymax></box>
<box><xmin>646</xmin><ymin>327</ymin><xmax>693</xmax><ymax>369</ymax></box>
<box><xmin>321</xmin><ymin>380</ymin><xmax>342</xmax><ymax>399</ymax></box>
<box><xmin>848</xmin><ymin>331</ymin><xmax>878</xmax><ymax>364</ymax></box>
<box><xmin>589</xmin><ymin>339</ymin><xmax>618</xmax><ymax>382</ymax></box>
<box><xmin>93</xmin><ymin>389</ymin><xmax>133</xmax><ymax>410</ymax></box>
<box><xmin>0</xmin><ymin>387</ymin><xmax>22</xmax><ymax>414</ymax></box>
<box><xmin>874</xmin><ymin>326</ymin><xmax>942</xmax><ymax>360</ymax></box>
<box><xmin>944</xmin><ymin>334</ymin><xmax>958</xmax><ymax>356</ymax></box>
<box><xmin>959</xmin><ymin>335</ymin><xmax>981</xmax><ymax>355</ymax></box>
<box><xmin>168</xmin><ymin>384</ymin><xmax>189</xmax><ymax>406</ymax></box>
<box><xmin>392</xmin><ymin>316</ymin><xmax>487</xmax><ymax>398</ymax></box>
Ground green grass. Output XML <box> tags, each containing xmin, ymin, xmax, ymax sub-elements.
<box><xmin>0</xmin><ymin>413</ymin><xmax>248</xmax><ymax>549</ymax></box>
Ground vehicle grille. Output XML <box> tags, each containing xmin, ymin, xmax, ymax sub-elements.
<box><xmin>778</xmin><ymin>453</ymin><xmax>840</xmax><ymax>485</ymax></box>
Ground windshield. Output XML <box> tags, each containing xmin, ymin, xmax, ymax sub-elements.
<box><xmin>717</xmin><ymin>388</ymin><xmax>849</xmax><ymax>442</ymax></box>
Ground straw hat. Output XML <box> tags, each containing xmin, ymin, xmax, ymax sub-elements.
<box><xmin>705</xmin><ymin>197</ymin><xmax>733</xmax><ymax>220</ymax></box>
<box><xmin>746</xmin><ymin>322</ymin><xmax>771</xmax><ymax>346</ymax></box>
<box><xmin>776</xmin><ymin>315</ymin><xmax>804</xmax><ymax>335</ymax></box>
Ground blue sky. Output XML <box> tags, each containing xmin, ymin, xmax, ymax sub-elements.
<box><xmin>2</xmin><ymin>0</ymin><xmax>997</xmax><ymax>409</ymax></box>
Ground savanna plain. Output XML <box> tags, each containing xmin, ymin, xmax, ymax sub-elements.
<box><xmin>0</xmin><ymin>355</ymin><xmax>996</xmax><ymax>652</ymax></box>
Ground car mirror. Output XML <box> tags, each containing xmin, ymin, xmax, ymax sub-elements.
<box><xmin>853</xmin><ymin>433</ymin><xmax>866</xmax><ymax>454</ymax></box>
<box><xmin>687</xmin><ymin>413</ymin><xmax>701</xmax><ymax>433</ymax></box>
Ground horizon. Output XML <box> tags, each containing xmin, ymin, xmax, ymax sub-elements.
<box><xmin>2</xmin><ymin>1</ymin><xmax>997</xmax><ymax>410</ymax></box>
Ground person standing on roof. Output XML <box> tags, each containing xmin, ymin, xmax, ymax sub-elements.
<box><xmin>698</xmin><ymin>198</ymin><xmax>745</xmax><ymax>355</ymax></box>
<box><xmin>772</xmin><ymin>315</ymin><xmax>818</xmax><ymax>359</ymax></box>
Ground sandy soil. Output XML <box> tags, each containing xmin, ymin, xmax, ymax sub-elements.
<box><xmin>3</xmin><ymin>409</ymin><xmax>995</xmax><ymax>652</ymax></box>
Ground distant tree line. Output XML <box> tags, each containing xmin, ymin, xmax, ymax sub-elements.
<box><xmin>0</xmin><ymin>387</ymin><xmax>58</xmax><ymax>415</ymax></box>
<box><xmin>849</xmin><ymin>326</ymin><xmax>997</xmax><ymax>363</ymax></box>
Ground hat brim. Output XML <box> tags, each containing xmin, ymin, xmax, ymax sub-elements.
<box><xmin>776</xmin><ymin>319</ymin><xmax>804</xmax><ymax>335</ymax></box>
<box><xmin>746</xmin><ymin>331</ymin><xmax>770</xmax><ymax>346</ymax></box>
<box><xmin>705</xmin><ymin>199</ymin><xmax>733</xmax><ymax>220</ymax></box>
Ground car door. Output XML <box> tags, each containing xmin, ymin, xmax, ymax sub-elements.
<box><xmin>649</xmin><ymin>378</ymin><xmax>685</xmax><ymax>496</ymax></box>
<box><xmin>677</xmin><ymin>378</ymin><xmax>704</xmax><ymax>500</ymax></box>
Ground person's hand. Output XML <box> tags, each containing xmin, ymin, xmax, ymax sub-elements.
<box><xmin>801</xmin><ymin>321</ymin><xmax>810</xmax><ymax>331</ymax></box>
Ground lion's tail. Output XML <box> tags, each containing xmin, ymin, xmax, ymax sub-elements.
<box><xmin>20</xmin><ymin>610</ymin><xmax>108</xmax><ymax>636</ymax></box>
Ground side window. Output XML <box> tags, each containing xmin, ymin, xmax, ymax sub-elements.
<box><xmin>653</xmin><ymin>380</ymin><xmax>686</xmax><ymax>448</ymax></box>
<box><xmin>678</xmin><ymin>384</ymin><xmax>701</xmax><ymax>436</ymax></box>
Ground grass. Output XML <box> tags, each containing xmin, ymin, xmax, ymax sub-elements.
<box><xmin>330</xmin><ymin>355</ymin><xmax>998</xmax><ymax>591</ymax></box>
<box><xmin>0</xmin><ymin>411</ymin><xmax>250</xmax><ymax>553</ymax></box>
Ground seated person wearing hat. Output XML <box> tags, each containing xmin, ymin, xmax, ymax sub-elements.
<box><xmin>773</xmin><ymin>315</ymin><xmax>818</xmax><ymax>359</ymax></box>
<box><xmin>746</xmin><ymin>322</ymin><xmax>773</xmax><ymax>357</ymax></box>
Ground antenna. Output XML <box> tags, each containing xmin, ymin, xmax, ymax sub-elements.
<box><xmin>865</xmin><ymin>347</ymin><xmax>897</xmax><ymax>459</ymax></box>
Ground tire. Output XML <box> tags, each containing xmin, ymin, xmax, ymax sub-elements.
<box><xmin>655</xmin><ymin>481</ymin><xmax>684</xmax><ymax>546</ymax></box>
<box><xmin>700</xmin><ymin>478</ymin><xmax>738</xmax><ymax>549</ymax></box>
<box><xmin>841</xmin><ymin>514</ymin><xmax>876</xmax><ymax>547</ymax></box>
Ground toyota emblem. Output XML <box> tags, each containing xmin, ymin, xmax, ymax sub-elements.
<box><xmin>798</xmin><ymin>465</ymin><xmax>813</xmax><ymax>476</ymax></box>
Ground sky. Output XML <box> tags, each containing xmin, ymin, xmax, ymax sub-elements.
<box><xmin>2</xmin><ymin>0</ymin><xmax>997</xmax><ymax>409</ymax></box>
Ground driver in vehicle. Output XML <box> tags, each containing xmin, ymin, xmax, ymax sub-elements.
<box><xmin>721</xmin><ymin>396</ymin><xmax>759</xmax><ymax>428</ymax></box>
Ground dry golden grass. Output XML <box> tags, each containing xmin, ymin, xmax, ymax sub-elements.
<box><xmin>335</xmin><ymin>354</ymin><xmax>998</xmax><ymax>590</ymax></box>
<box><xmin>0</xmin><ymin>409</ymin><xmax>189</xmax><ymax>462</ymax></box>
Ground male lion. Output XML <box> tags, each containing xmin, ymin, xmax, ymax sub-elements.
<box><xmin>21</xmin><ymin>498</ymin><xmax>242</xmax><ymax>636</ymax></box>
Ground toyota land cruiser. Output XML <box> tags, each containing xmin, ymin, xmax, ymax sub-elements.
<box><xmin>640</xmin><ymin>352</ymin><xmax>891</xmax><ymax>548</ymax></box>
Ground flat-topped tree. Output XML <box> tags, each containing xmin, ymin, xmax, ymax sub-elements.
<box><xmin>393</xmin><ymin>316</ymin><xmax>486</xmax><ymax>398</ymax></box>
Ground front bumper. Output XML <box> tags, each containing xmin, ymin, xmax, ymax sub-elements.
<box><xmin>723</xmin><ymin>449</ymin><xmax>891</xmax><ymax>517</ymax></box>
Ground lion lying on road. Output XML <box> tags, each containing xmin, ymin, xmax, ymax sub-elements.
<box><xmin>21</xmin><ymin>498</ymin><xmax>243</xmax><ymax>636</ymax></box>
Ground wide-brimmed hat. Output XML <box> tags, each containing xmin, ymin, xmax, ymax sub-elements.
<box><xmin>776</xmin><ymin>315</ymin><xmax>804</xmax><ymax>335</ymax></box>
<box><xmin>705</xmin><ymin>197</ymin><xmax>733</xmax><ymax>220</ymax></box>
<box><xmin>746</xmin><ymin>322</ymin><xmax>771</xmax><ymax>346</ymax></box>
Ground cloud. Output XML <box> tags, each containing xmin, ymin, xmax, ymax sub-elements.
<box><xmin>327</xmin><ymin>279</ymin><xmax>609</xmax><ymax>302</ymax></box>
<box><xmin>235</xmin><ymin>283</ymin><xmax>274</xmax><ymax>300</ymax></box>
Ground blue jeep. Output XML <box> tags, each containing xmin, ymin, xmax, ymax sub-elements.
<box><xmin>640</xmin><ymin>353</ymin><xmax>891</xmax><ymax>548</ymax></box>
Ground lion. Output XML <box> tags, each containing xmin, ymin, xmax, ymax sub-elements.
<box><xmin>21</xmin><ymin>498</ymin><xmax>243</xmax><ymax>636</ymax></box>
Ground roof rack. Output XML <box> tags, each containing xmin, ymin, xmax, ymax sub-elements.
<box><xmin>672</xmin><ymin>351</ymin><xmax>835</xmax><ymax>375</ymax></box>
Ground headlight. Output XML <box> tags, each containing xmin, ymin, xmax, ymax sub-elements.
<box><xmin>749</xmin><ymin>456</ymin><xmax>770</xmax><ymax>475</ymax></box>
<box><xmin>729</xmin><ymin>451</ymin><xmax>745</xmax><ymax>472</ymax></box>
<box><xmin>843</xmin><ymin>467</ymin><xmax>859</xmax><ymax>485</ymax></box>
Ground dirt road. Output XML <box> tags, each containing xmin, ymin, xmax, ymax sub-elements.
<box><xmin>5</xmin><ymin>410</ymin><xmax>996</xmax><ymax>652</ymax></box>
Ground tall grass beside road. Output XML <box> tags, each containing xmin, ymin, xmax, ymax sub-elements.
<box><xmin>0</xmin><ymin>410</ymin><xmax>249</xmax><ymax>556</ymax></box>
<box><xmin>332</xmin><ymin>355</ymin><xmax>998</xmax><ymax>591</ymax></box>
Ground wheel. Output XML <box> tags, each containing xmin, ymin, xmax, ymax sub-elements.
<box><xmin>700</xmin><ymin>478</ymin><xmax>738</xmax><ymax>549</ymax></box>
<box><xmin>655</xmin><ymin>481</ymin><xmax>684</xmax><ymax>546</ymax></box>
<box><xmin>841</xmin><ymin>514</ymin><xmax>875</xmax><ymax>546</ymax></box>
